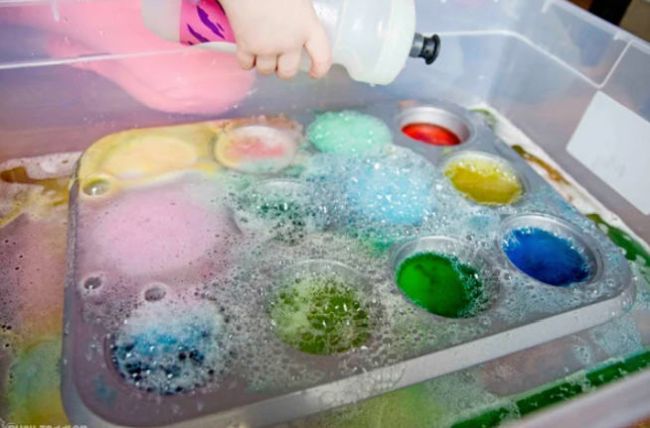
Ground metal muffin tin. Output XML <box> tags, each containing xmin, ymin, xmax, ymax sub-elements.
<box><xmin>62</xmin><ymin>99</ymin><xmax>635</xmax><ymax>427</ymax></box>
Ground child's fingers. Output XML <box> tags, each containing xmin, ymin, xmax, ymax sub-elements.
<box><xmin>277</xmin><ymin>51</ymin><xmax>302</xmax><ymax>79</ymax></box>
<box><xmin>256</xmin><ymin>55</ymin><xmax>278</xmax><ymax>75</ymax></box>
<box><xmin>236</xmin><ymin>50</ymin><xmax>255</xmax><ymax>70</ymax></box>
<box><xmin>305</xmin><ymin>26</ymin><xmax>332</xmax><ymax>79</ymax></box>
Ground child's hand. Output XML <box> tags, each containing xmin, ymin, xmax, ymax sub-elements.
<box><xmin>220</xmin><ymin>0</ymin><xmax>332</xmax><ymax>79</ymax></box>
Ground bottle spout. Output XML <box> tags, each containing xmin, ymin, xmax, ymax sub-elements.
<box><xmin>410</xmin><ymin>33</ymin><xmax>441</xmax><ymax>65</ymax></box>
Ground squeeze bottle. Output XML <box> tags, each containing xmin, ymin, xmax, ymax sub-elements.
<box><xmin>141</xmin><ymin>0</ymin><xmax>440</xmax><ymax>85</ymax></box>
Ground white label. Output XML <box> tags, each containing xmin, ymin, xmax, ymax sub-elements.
<box><xmin>567</xmin><ymin>92</ymin><xmax>650</xmax><ymax>215</ymax></box>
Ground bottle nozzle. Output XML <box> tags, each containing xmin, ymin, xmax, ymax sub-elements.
<box><xmin>410</xmin><ymin>33</ymin><xmax>441</xmax><ymax>65</ymax></box>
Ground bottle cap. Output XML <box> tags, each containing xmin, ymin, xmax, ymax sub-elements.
<box><xmin>410</xmin><ymin>33</ymin><xmax>441</xmax><ymax>65</ymax></box>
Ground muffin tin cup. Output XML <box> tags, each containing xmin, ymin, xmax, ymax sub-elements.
<box><xmin>498</xmin><ymin>213</ymin><xmax>604</xmax><ymax>288</ymax></box>
<box><xmin>214</xmin><ymin>121</ymin><xmax>302</xmax><ymax>175</ymax></box>
<box><xmin>392</xmin><ymin>100</ymin><xmax>494</xmax><ymax>155</ymax></box>
<box><xmin>231</xmin><ymin>178</ymin><xmax>330</xmax><ymax>243</ymax></box>
<box><xmin>439</xmin><ymin>150</ymin><xmax>530</xmax><ymax>207</ymax></box>
<box><xmin>103</xmin><ymin>295</ymin><xmax>236</xmax><ymax>398</ymax></box>
<box><xmin>232</xmin><ymin>178</ymin><xmax>304</xmax><ymax>228</ymax></box>
<box><xmin>267</xmin><ymin>259</ymin><xmax>379</xmax><ymax>356</ymax></box>
<box><xmin>397</xmin><ymin>106</ymin><xmax>472</xmax><ymax>144</ymax></box>
<box><xmin>391</xmin><ymin>236</ymin><xmax>500</xmax><ymax>320</ymax></box>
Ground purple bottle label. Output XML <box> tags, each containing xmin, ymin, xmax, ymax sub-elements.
<box><xmin>180</xmin><ymin>0</ymin><xmax>236</xmax><ymax>45</ymax></box>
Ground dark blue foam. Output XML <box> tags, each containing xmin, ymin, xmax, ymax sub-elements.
<box><xmin>503</xmin><ymin>227</ymin><xmax>592</xmax><ymax>286</ymax></box>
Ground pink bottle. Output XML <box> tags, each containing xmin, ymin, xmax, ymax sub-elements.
<box><xmin>5</xmin><ymin>0</ymin><xmax>254</xmax><ymax>114</ymax></box>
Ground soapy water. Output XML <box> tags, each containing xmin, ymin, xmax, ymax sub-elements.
<box><xmin>230</xmin><ymin>179</ymin><xmax>328</xmax><ymax>245</ymax></box>
<box><xmin>111</xmin><ymin>298</ymin><xmax>230</xmax><ymax>395</ymax></box>
<box><xmin>216</xmin><ymin>124</ymin><xmax>301</xmax><ymax>174</ymax></box>
<box><xmin>80</xmin><ymin>179</ymin><xmax>237</xmax><ymax>279</ymax></box>
<box><xmin>345</xmin><ymin>156</ymin><xmax>436</xmax><ymax>226</ymax></box>
<box><xmin>304</xmin><ymin>148</ymin><xmax>439</xmax><ymax>248</ymax></box>
<box><xmin>307</xmin><ymin>111</ymin><xmax>392</xmax><ymax>156</ymax></box>
<box><xmin>64</xmin><ymin>108</ymin><xmax>635</xmax><ymax>407</ymax></box>
<box><xmin>99</xmin><ymin>135</ymin><xmax>201</xmax><ymax>181</ymax></box>
<box><xmin>1</xmin><ymin>106</ymin><xmax>648</xmax><ymax>426</ymax></box>
<box><xmin>269</xmin><ymin>269</ymin><xmax>371</xmax><ymax>355</ymax></box>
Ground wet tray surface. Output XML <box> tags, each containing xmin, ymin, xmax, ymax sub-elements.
<box><xmin>62</xmin><ymin>99</ymin><xmax>635</xmax><ymax>427</ymax></box>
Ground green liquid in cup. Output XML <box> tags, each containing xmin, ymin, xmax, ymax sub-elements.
<box><xmin>396</xmin><ymin>252</ymin><xmax>488</xmax><ymax>318</ymax></box>
<box><xmin>270</xmin><ymin>276</ymin><xmax>371</xmax><ymax>355</ymax></box>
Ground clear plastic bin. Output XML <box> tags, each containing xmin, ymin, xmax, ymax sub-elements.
<box><xmin>0</xmin><ymin>0</ymin><xmax>648</xmax><ymax>241</ymax></box>
<box><xmin>1</xmin><ymin>0</ymin><xmax>649</xmax><ymax>425</ymax></box>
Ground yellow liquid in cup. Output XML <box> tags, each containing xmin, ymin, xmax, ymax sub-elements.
<box><xmin>444</xmin><ymin>154</ymin><xmax>523</xmax><ymax>205</ymax></box>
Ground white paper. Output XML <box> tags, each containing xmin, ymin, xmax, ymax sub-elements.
<box><xmin>567</xmin><ymin>92</ymin><xmax>650</xmax><ymax>215</ymax></box>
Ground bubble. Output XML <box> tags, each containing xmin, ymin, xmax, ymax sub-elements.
<box><xmin>345</xmin><ymin>156</ymin><xmax>436</xmax><ymax>227</ymax></box>
<box><xmin>82</xmin><ymin>177</ymin><xmax>112</xmax><ymax>197</ymax></box>
<box><xmin>83</xmin><ymin>276</ymin><xmax>103</xmax><ymax>291</ymax></box>
<box><xmin>143</xmin><ymin>285</ymin><xmax>167</xmax><ymax>302</ymax></box>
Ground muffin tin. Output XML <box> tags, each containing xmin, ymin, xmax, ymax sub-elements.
<box><xmin>62</xmin><ymin>99</ymin><xmax>635</xmax><ymax>427</ymax></box>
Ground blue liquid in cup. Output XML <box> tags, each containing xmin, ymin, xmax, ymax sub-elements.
<box><xmin>503</xmin><ymin>227</ymin><xmax>592</xmax><ymax>286</ymax></box>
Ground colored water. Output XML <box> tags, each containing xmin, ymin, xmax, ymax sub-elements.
<box><xmin>0</xmin><ymin>166</ymin><xmax>69</xmax><ymax>207</ymax></box>
<box><xmin>111</xmin><ymin>299</ymin><xmax>227</xmax><ymax>395</ymax></box>
<box><xmin>589</xmin><ymin>213</ymin><xmax>650</xmax><ymax>283</ymax></box>
<box><xmin>444</xmin><ymin>154</ymin><xmax>523</xmax><ymax>205</ymax></box>
<box><xmin>302</xmin><ymin>147</ymin><xmax>437</xmax><ymax>248</ymax></box>
<box><xmin>344</xmin><ymin>154</ymin><xmax>436</xmax><ymax>227</ymax></box>
<box><xmin>511</xmin><ymin>145</ymin><xmax>569</xmax><ymax>185</ymax></box>
<box><xmin>100</xmin><ymin>135</ymin><xmax>199</xmax><ymax>180</ymax></box>
<box><xmin>232</xmin><ymin>181</ymin><xmax>325</xmax><ymax>244</ymax></box>
<box><xmin>402</xmin><ymin>123</ymin><xmax>461</xmax><ymax>146</ymax></box>
<box><xmin>396</xmin><ymin>253</ymin><xmax>488</xmax><ymax>318</ymax></box>
<box><xmin>88</xmin><ymin>183</ymin><xmax>234</xmax><ymax>277</ymax></box>
<box><xmin>0</xmin><ymin>106</ymin><xmax>647</xmax><ymax>426</ymax></box>
<box><xmin>269</xmin><ymin>275</ymin><xmax>371</xmax><ymax>355</ymax></box>
<box><xmin>503</xmin><ymin>227</ymin><xmax>592</xmax><ymax>286</ymax></box>
<box><xmin>6</xmin><ymin>338</ymin><xmax>66</xmax><ymax>424</ymax></box>
<box><xmin>216</xmin><ymin>125</ymin><xmax>300</xmax><ymax>174</ymax></box>
<box><xmin>307</xmin><ymin>110</ymin><xmax>392</xmax><ymax>155</ymax></box>
<box><xmin>453</xmin><ymin>349</ymin><xmax>650</xmax><ymax>428</ymax></box>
